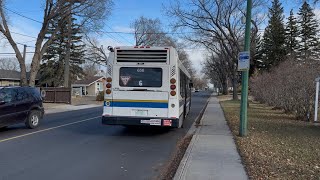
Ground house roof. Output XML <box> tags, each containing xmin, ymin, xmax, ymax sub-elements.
<box><xmin>0</xmin><ymin>69</ymin><xmax>39</xmax><ymax>80</ymax></box>
<box><xmin>73</xmin><ymin>76</ymin><xmax>104</xmax><ymax>86</ymax></box>
<box><xmin>0</xmin><ymin>69</ymin><xmax>21</xmax><ymax>80</ymax></box>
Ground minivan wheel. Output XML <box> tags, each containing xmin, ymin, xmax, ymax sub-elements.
<box><xmin>25</xmin><ymin>110</ymin><xmax>41</xmax><ymax>129</ymax></box>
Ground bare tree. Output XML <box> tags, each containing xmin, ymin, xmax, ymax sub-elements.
<box><xmin>192</xmin><ymin>75</ymin><xmax>208</xmax><ymax>90</ymax></box>
<box><xmin>131</xmin><ymin>16</ymin><xmax>168</xmax><ymax>46</ymax></box>
<box><xmin>0</xmin><ymin>0</ymin><xmax>113</xmax><ymax>86</ymax></box>
<box><xmin>166</xmin><ymin>0</ymin><xmax>266</xmax><ymax>100</ymax></box>
<box><xmin>0</xmin><ymin>57</ymin><xmax>19</xmax><ymax>71</ymax></box>
<box><xmin>85</xmin><ymin>36</ymin><xmax>109</xmax><ymax>64</ymax></box>
<box><xmin>203</xmin><ymin>51</ymin><xmax>230</xmax><ymax>94</ymax></box>
<box><xmin>130</xmin><ymin>16</ymin><xmax>197</xmax><ymax>77</ymax></box>
<box><xmin>82</xmin><ymin>61</ymin><xmax>99</xmax><ymax>77</ymax></box>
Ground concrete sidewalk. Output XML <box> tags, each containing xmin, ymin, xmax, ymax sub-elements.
<box><xmin>174</xmin><ymin>96</ymin><xmax>248</xmax><ymax>180</ymax></box>
<box><xmin>44</xmin><ymin>103</ymin><xmax>101</xmax><ymax>114</ymax></box>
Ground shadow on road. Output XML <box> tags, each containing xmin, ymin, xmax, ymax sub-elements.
<box><xmin>120</xmin><ymin>126</ymin><xmax>173</xmax><ymax>136</ymax></box>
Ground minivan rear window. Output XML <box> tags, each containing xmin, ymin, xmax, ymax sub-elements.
<box><xmin>119</xmin><ymin>67</ymin><xmax>162</xmax><ymax>87</ymax></box>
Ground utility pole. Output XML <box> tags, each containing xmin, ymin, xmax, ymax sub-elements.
<box><xmin>23</xmin><ymin>44</ymin><xmax>27</xmax><ymax>62</ymax></box>
<box><xmin>21</xmin><ymin>44</ymin><xmax>27</xmax><ymax>86</ymax></box>
<box><xmin>64</xmin><ymin>3</ymin><xmax>72</xmax><ymax>88</ymax></box>
<box><xmin>239</xmin><ymin>0</ymin><xmax>252</xmax><ymax>137</ymax></box>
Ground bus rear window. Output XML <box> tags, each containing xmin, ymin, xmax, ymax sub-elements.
<box><xmin>119</xmin><ymin>67</ymin><xmax>162</xmax><ymax>87</ymax></box>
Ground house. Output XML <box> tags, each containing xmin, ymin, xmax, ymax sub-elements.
<box><xmin>0</xmin><ymin>69</ymin><xmax>38</xmax><ymax>86</ymax></box>
<box><xmin>72</xmin><ymin>76</ymin><xmax>105</xmax><ymax>96</ymax></box>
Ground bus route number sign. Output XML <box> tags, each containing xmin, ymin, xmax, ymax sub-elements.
<box><xmin>238</xmin><ymin>51</ymin><xmax>250</xmax><ymax>71</ymax></box>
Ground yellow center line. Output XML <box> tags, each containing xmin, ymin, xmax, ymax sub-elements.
<box><xmin>0</xmin><ymin>116</ymin><xmax>100</xmax><ymax>143</ymax></box>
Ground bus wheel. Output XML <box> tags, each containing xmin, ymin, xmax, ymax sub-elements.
<box><xmin>179</xmin><ymin>111</ymin><xmax>186</xmax><ymax>128</ymax></box>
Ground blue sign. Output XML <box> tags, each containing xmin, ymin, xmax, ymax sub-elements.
<box><xmin>238</xmin><ymin>51</ymin><xmax>250</xmax><ymax>71</ymax></box>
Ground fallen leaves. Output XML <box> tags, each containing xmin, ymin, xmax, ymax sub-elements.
<box><xmin>220</xmin><ymin>99</ymin><xmax>320</xmax><ymax>180</ymax></box>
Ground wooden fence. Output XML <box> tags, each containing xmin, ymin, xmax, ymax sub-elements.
<box><xmin>41</xmin><ymin>87</ymin><xmax>71</xmax><ymax>104</ymax></box>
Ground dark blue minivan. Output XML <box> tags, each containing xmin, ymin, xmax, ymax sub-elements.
<box><xmin>0</xmin><ymin>86</ymin><xmax>44</xmax><ymax>129</ymax></box>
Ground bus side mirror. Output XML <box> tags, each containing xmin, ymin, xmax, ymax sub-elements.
<box><xmin>189</xmin><ymin>82</ymin><xmax>193</xmax><ymax>88</ymax></box>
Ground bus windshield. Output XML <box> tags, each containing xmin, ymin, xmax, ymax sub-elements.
<box><xmin>119</xmin><ymin>67</ymin><xmax>162</xmax><ymax>87</ymax></box>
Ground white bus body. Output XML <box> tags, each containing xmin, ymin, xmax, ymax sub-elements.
<box><xmin>102</xmin><ymin>46</ymin><xmax>192</xmax><ymax>128</ymax></box>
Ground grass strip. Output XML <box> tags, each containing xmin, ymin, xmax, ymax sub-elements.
<box><xmin>219</xmin><ymin>98</ymin><xmax>320</xmax><ymax>179</ymax></box>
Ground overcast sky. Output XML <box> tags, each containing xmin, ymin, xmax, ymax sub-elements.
<box><xmin>1</xmin><ymin>0</ymin><xmax>319</xmax><ymax>73</ymax></box>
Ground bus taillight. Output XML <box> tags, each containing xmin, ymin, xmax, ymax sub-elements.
<box><xmin>170</xmin><ymin>78</ymin><xmax>176</xmax><ymax>96</ymax></box>
<box><xmin>170</xmin><ymin>91</ymin><xmax>176</xmax><ymax>96</ymax></box>
<box><xmin>106</xmin><ymin>89</ymin><xmax>112</xmax><ymax>94</ymax></box>
<box><xmin>107</xmin><ymin>77</ymin><xmax>112</xmax><ymax>82</ymax></box>
<box><xmin>106</xmin><ymin>83</ymin><xmax>112</xmax><ymax>88</ymax></box>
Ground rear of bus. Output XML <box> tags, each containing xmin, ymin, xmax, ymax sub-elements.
<box><xmin>102</xmin><ymin>46</ymin><xmax>181</xmax><ymax>128</ymax></box>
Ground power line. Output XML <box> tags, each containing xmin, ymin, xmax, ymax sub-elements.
<box><xmin>97</xmin><ymin>29</ymin><xmax>268</xmax><ymax>35</ymax></box>
<box><xmin>1</xmin><ymin>41</ymin><xmax>35</xmax><ymax>48</ymax></box>
<box><xmin>84</xmin><ymin>58</ymin><xmax>107</xmax><ymax>67</ymax></box>
<box><xmin>106</xmin><ymin>33</ymin><xmax>126</xmax><ymax>45</ymax></box>
<box><xmin>16</xmin><ymin>42</ymin><xmax>35</xmax><ymax>48</ymax></box>
<box><xmin>0</xmin><ymin>52</ymin><xmax>35</xmax><ymax>54</ymax></box>
<box><xmin>97</xmin><ymin>30</ymin><xmax>195</xmax><ymax>35</ymax></box>
<box><xmin>11</xmin><ymin>31</ymin><xmax>37</xmax><ymax>39</ymax></box>
<box><xmin>2</xmin><ymin>6</ymin><xmax>42</xmax><ymax>24</ymax></box>
<box><xmin>94</xmin><ymin>31</ymin><xmax>123</xmax><ymax>45</ymax></box>
<box><xmin>21</xmin><ymin>39</ymin><xmax>37</xmax><ymax>44</ymax></box>
<box><xmin>105</xmin><ymin>25</ymin><xmax>134</xmax><ymax>45</ymax></box>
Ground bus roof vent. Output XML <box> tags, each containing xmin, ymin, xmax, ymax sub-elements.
<box><xmin>116</xmin><ymin>50</ymin><xmax>168</xmax><ymax>63</ymax></box>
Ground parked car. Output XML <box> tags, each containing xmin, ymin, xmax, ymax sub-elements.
<box><xmin>0</xmin><ymin>86</ymin><xmax>44</xmax><ymax>129</ymax></box>
<box><xmin>195</xmin><ymin>89</ymin><xmax>199</xmax><ymax>92</ymax></box>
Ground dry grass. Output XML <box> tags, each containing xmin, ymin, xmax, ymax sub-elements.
<box><xmin>219</xmin><ymin>97</ymin><xmax>320</xmax><ymax>180</ymax></box>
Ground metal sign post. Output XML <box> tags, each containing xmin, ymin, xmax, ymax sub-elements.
<box><xmin>239</xmin><ymin>0</ymin><xmax>252</xmax><ymax>137</ymax></box>
<box><xmin>314</xmin><ymin>77</ymin><xmax>320</xmax><ymax>122</ymax></box>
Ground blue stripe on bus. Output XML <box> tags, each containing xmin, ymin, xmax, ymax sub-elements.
<box><xmin>110</xmin><ymin>101</ymin><xmax>168</xmax><ymax>108</ymax></box>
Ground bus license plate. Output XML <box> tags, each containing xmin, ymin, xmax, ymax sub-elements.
<box><xmin>134</xmin><ymin>110</ymin><xmax>148</xmax><ymax>116</ymax></box>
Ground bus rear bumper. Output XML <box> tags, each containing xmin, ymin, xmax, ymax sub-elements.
<box><xmin>102</xmin><ymin>115</ymin><xmax>179</xmax><ymax>128</ymax></box>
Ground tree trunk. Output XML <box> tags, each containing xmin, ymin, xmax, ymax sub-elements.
<box><xmin>222</xmin><ymin>79</ymin><xmax>228</xmax><ymax>95</ymax></box>
<box><xmin>232</xmin><ymin>77</ymin><xmax>238</xmax><ymax>100</ymax></box>
<box><xmin>28</xmin><ymin>52</ymin><xmax>41</xmax><ymax>87</ymax></box>
<box><xmin>231</xmin><ymin>68</ymin><xmax>238</xmax><ymax>100</ymax></box>
<box><xmin>18</xmin><ymin>58</ymin><xmax>28</xmax><ymax>86</ymax></box>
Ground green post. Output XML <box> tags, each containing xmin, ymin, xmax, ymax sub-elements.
<box><xmin>239</xmin><ymin>0</ymin><xmax>252</xmax><ymax>137</ymax></box>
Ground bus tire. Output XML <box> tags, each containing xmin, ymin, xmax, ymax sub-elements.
<box><xmin>180</xmin><ymin>105</ymin><xmax>187</xmax><ymax>128</ymax></box>
<box><xmin>179</xmin><ymin>115</ymin><xmax>185</xmax><ymax>128</ymax></box>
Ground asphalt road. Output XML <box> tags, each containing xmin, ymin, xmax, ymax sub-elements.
<box><xmin>0</xmin><ymin>91</ymin><xmax>211</xmax><ymax>180</ymax></box>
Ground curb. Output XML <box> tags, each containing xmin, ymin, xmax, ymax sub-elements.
<box><xmin>186</xmin><ymin>93</ymin><xmax>212</xmax><ymax>135</ymax></box>
<box><xmin>173</xmin><ymin>132</ymin><xmax>200</xmax><ymax>180</ymax></box>
<box><xmin>45</xmin><ymin>104</ymin><xmax>101</xmax><ymax>114</ymax></box>
<box><xmin>173</xmin><ymin>94</ymin><xmax>213</xmax><ymax>180</ymax></box>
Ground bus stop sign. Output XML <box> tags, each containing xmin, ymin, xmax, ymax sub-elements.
<box><xmin>238</xmin><ymin>51</ymin><xmax>250</xmax><ymax>71</ymax></box>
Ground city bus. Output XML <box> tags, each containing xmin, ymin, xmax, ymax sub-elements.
<box><xmin>102</xmin><ymin>46</ymin><xmax>192</xmax><ymax>128</ymax></box>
